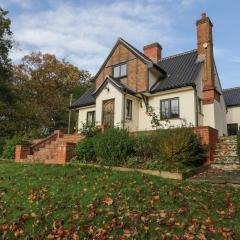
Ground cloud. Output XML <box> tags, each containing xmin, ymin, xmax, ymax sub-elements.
<box><xmin>0</xmin><ymin>0</ymin><xmax>33</xmax><ymax>8</ymax></box>
<box><xmin>10</xmin><ymin>0</ymin><xmax>175</xmax><ymax>73</ymax></box>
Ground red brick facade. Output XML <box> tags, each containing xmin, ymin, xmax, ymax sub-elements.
<box><xmin>193</xmin><ymin>126</ymin><xmax>218</xmax><ymax>163</ymax></box>
<box><xmin>196</xmin><ymin>13</ymin><xmax>220</xmax><ymax>104</ymax></box>
<box><xmin>95</xmin><ymin>42</ymin><xmax>148</xmax><ymax>92</ymax></box>
<box><xmin>15</xmin><ymin>145</ymin><xmax>31</xmax><ymax>162</ymax></box>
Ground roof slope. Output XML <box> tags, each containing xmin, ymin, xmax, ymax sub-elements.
<box><xmin>71</xmin><ymin>47</ymin><xmax>204</xmax><ymax>109</ymax></box>
<box><xmin>151</xmin><ymin>50</ymin><xmax>203</xmax><ymax>92</ymax></box>
<box><xmin>223</xmin><ymin>87</ymin><xmax>240</xmax><ymax>106</ymax></box>
<box><xmin>70</xmin><ymin>87</ymin><xmax>96</xmax><ymax>108</ymax></box>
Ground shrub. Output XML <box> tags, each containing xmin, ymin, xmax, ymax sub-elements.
<box><xmin>237</xmin><ymin>130</ymin><xmax>240</xmax><ymax>161</ymax></box>
<box><xmin>133</xmin><ymin>132</ymin><xmax>158</xmax><ymax>161</ymax></box>
<box><xmin>2</xmin><ymin>136</ymin><xmax>30</xmax><ymax>159</ymax></box>
<box><xmin>80</xmin><ymin>123</ymin><xmax>99</xmax><ymax>137</ymax></box>
<box><xmin>75</xmin><ymin>137</ymin><xmax>96</xmax><ymax>162</ymax></box>
<box><xmin>92</xmin><ymin>128</ymin><xmax>134</xmax><ymax>165</ymax></box>
<box><xmin>155</xmin><ymin>128</ymin><xmax>207</xmax><ymax>169</ymax></box>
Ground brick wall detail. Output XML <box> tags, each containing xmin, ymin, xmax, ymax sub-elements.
<box><xmin>95</xmin><ymin>42</ymin><xmax>148</xmax><ymax>92</ymax></box>
<box><xmin>193</xmin><ymin>126</ymin><xmax>218</xmax><ymax>163</ymax></box>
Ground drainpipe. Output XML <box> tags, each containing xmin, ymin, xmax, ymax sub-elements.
<box><xmin>193</xmin><ymin>86</ymin><xmax>199</xmax><ymax>127</ymax></box>
<box><xmin>122</xmin><ymin>93</ymin><xmax>126</xmax><ymax>129</ymax></box>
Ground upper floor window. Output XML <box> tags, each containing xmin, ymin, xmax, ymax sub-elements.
<box><xmin>86</xmin><ymin>111</ymin><xmax>95</xmax><ymax>126</ymax></box>
<box><xmin>126</xmin><ymin>99</ymin><xmax>132</xmax><ymax>120</ymax></box>
<box><xmin>113</xmin><ymin>62</ymin><xmax>127</xmax><ymax>78</ymax></box>
<box><xmin>160</xmin><ymin>98</ymin><xmax>179</xmax><ymax>119</ymax></box>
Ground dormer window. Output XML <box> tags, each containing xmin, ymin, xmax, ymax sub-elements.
<box><xmin>113</xmin><ymin>62</ymin><xmax>127</xmax><ymax>78</ymax></box>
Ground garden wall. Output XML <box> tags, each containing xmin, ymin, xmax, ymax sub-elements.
<box><xmin>131</xmin><ymin>126</ymin><xmax>219</xmax><ymax>164</ymax></box>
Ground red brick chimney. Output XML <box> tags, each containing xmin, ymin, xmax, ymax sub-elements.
<box><xmin>143</xmin><ymin>42</ymin><xmax>162</xmax><ymax>61</ymax></box>
<box><xmin>196</xmin><ymin>13</ymin><xmax>220</xmax><ymax>104</ymax></box>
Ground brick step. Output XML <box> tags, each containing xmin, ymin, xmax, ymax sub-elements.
<box><xmin>45</xmin><ymin>159</ymin><xmax>59</xmax><ymax>164</ymax></box>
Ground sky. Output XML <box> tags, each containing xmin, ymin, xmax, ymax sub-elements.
<box><xmin>1</xmin><ymin>0</ymin><xmax>240</xmax><ymax>89</ymax></box>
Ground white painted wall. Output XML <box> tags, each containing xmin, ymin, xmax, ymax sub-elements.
<box><xmin>138</xmin><ymin>87</ymin><xmax>196</xmax><ymax>131</ymax></box>
<box><xmin>226</xmin><ymin>106</ymin><xmax>240</xmax><ymax>127</ymax></box>
<box><xmin>124</xmin><ymin>94</ymin><xmax>140</xmax><ymax>132</ymax></box>
<box><xmin>95</xmin><ymin>82</ymin><xmax>124</xmax><ymax>127</ymax></box>
<box><xmin>77</xmin><ymin>105</ymin><xmax>96</xmax><ymax>131</ymax></box>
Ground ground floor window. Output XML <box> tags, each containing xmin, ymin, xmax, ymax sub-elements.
<box><xmin>227</xmin><ymin>123</ymin><xmax>238</xmax><ymax>136</ymax></box>
<box><xmin>86</xmin><ymin>111</ymin><xmax>95</xmax><ymax>125</ymax></box>
<box><xmin>126</xmin><ymin>99</ymin><xmax>132</xmax><ymax>120</ymax></box>
<box><xmin>160</xmin><ymin>98</ymin><xmax>179</xmax><ymax>119</ymax></box>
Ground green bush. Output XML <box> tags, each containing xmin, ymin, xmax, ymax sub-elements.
<box><xmin>133</xmin><ymin>132</ymin><xmax>158</xmax><ymax>161</ymax></box>
<box><xmin>237</xmin><ymin>130</ymin><xmax>240</xmax><ymax>160</ymax></box>
<box><xmin>80</xmin><ymin>123</ymin><xmax>99</xmax><ymax>137</ymax></box>
<box><xmin>93</xmin><ymin>128</ymin><xmax>134</xmax><ymax>165</ymax></box>
<box><xmin>75</xmin><ymin>137</ymin><xmax>96</xmax><ymax>162</ymax></box>
<box><xmin>155</xmin><ymin>128</ymin><xmax>207</xmax><ymax>169</ymax></box>
<box><xmin>130</xmin><ymin>128</ymin><xmax>207</xmax><ymax>171</ymax></box>
<box><xmin>2</xmin><ymin>136</ymin><xmax>30</xmax><ymax>159</ymax></box>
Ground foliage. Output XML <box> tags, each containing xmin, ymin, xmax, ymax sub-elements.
<box><xmin>13</xmin><ymin>52</ymin><xmax>91</xmax><ymax>135</ymax></box>
<box><xmin>92</xmin><ymin>128</ymin><xmax>134</xmax><ymax>165</ymax></box>
<box><xmin>0</xmin><ymin>163</ymin><xmax>240</xmax><ymax>239</ymax></box>
<box><xmin>129</xmin><ymin>128</ymin><xmax>207</xmax><ymax>171</ymax></box>
<box><xmin>75</xmin><ymin>137</ymin><xmax>96</xmax><ymax>162</ymax></box>
<box><xmin>133</xmin><ymin>133</ymin><xmax>158</xmax><ymax>161</ymax></box>
<box><xmin>80</xmin><ymin>123</ymin><xmax>99</xmax><ymax>137</ymax></box>
<box><xmin>237</xmin><ymin>130</ymin><xmax>240</xmax><ymax>160</ymax></box>
<box><xmin>155</xmin><ymin>128</ymin><xmax>207</xmax><ymax>169</ymax></box>
<box><xmin>0</xmin><ymin>8</ymin><xmax>16</xmax><ymax>139</ymax></box>
<box><xmin>2</xmin><ymin>135</ymin><xmax>30</xmax><ymax>159</ymax></box>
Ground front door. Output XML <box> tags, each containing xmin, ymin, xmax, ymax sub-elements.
<box><xmin>102</xmin><ymin>99</ymin><xmax>114</xmax><ymax>127</ymax></box>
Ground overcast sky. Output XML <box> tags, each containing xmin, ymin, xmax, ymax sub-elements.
<box><xmin>1</xmin><ymin>0</ymin><xmax>240</xmax><ymax>89</ymax></box>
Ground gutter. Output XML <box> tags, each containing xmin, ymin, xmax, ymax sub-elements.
<box><xmin>193</xmin><ymin>85</ymin><xmax>199</xmax><ymax>127</ymax></box>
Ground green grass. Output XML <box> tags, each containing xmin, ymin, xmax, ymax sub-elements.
<box><xmin>0</xmin><ymin>163</ymin><xmax>240</xmax><ymax>239</ymax></box>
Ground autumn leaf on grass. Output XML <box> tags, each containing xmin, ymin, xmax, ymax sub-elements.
<box><xmin>103</xmin><ymin>196</ymin><xmax>113</xmax><ymax>206</ymax></box>
<box><xmin>154</xmin><ymin>195</ymin><xmax>160</xmax><ymax>200</ymax></box>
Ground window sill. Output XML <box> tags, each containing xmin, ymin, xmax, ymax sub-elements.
<box><xmin>160</xmin><ymin>117</ymin><xmax>180</xmax><ymax>121</ymax></box>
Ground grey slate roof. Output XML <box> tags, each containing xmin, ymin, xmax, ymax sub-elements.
<box><xmin>70</xmin><ymin>87</ymin><xmax>96</xmax><ymax>108</ymax></box>
<box><xmin>223</xmin><ymin>87</ymin><xmax>240</xmax><ymax>106</ymax></box>
<box><xmin>151</xmin><ymin>50</ymin><xmax>203</xmax><ymax>92</ymax></box>
<box><xmin>71</xmin><ymin>47</ymin><xmax>203</xmax><ymax>109</ymax></box>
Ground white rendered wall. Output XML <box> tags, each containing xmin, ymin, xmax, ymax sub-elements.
<box><xmin>226</xmin><ymin>106</ymin><xmax>240</xmax><ymax>127</ymax></box>
<box><xmin>124</xmin><ymin>94</ymin><xmax>140</xmax><ymax>132</ymax></box>
<box><xmin>138</xmin><ymin>87</ymin><xmax>196</xmax><ymax>131</ymax></box>
<box><xmin>77</xmin><ymin>105</ymin><xmax>96</xmax><ymax>131</ymax></box>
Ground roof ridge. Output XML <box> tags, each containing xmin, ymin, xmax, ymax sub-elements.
<box><xmin>159</xmin><ymin>49</ymin><xmax>197</xmax><ymax>61</ymax></box>
<box><xmin>223</xmin><ymin>87</ymin><xmax>240</xmax><ymax>91</ymax></box>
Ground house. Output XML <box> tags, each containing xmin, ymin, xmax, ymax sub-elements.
<box><xmin>71</xmin><ymin>13</ymin><xmax>238</xmax><ymax>136</ymax></box>
<box><xmin>223</xmin><ymin>87</ymin><xmax>240</xmax><ymax>135</ymax></box>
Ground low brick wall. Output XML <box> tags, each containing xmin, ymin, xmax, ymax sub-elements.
<box><xmin>130</xmin><ymin>126</ymin><xmax>219</xmax><ymax>164</ymax></box>
<box><xmin>193</xmin><ymin>126</ymin><xmax>219</xmax><ymax>163</ymax></box>
<box><xmin>57</xmin><ymin>142</ymin><xmax>76</xmax><ymax>164</ymax></box>
<box><xmin>15</xmin><ymin>145</ymin><xmax>31</xmax><ymax>162</ymax></box>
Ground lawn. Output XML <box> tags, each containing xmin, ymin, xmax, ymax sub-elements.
<box><xmin>0</xmin><ymin>162</ymin><xmax>240</xmax><ymax>239</ymax></box>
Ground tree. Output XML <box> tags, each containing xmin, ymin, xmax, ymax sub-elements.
<box><xmin>0</xmin><ymin>8</ymin><xmax>14</xmax><ymax>152</ymax></box>
<box><xmin>13</xmin><ymin>52</ymin><xmax>91</xmax><ymax>134</ymax></box>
